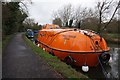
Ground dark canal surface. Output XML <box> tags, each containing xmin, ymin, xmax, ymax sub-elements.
<box><xmin>73</xmin><ymin>43</ymin><xmax>119</xmax><ymax>79</ymax></box>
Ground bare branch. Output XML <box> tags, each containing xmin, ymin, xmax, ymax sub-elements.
<box><xmin>52</xmin><ymin>4</ymin><xmax>74</xmax><ymax>26</ymax></box>
<box><xmin>102</xmin><ymin>0</ymin><xmax>113</xmax><ymax>12</ymax></box>
<box><xmin>102</xmin><ymin>0</ymin><xmax>120</xmax><ymax>30</ymax></box>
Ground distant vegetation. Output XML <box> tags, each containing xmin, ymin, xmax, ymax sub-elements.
<box><xmin>103</xmin><ymin>33</ymin><xmax>120</xmax><ymax>44</ymax></box>
<box><xmin>2</xmin><ymin>1</ymin><xmax>40</xmax><ymax>38</ymax></box>
<box><xmin>2</xmin><ymin>0</ymin><xmax>119</xmax><ymax>45</ymax></box>
<box><xmin>52</xmin><ymin>0</ymin><xmax>120</xmax><ymax>44</ymax></box>
<box><xmin>2</xmin><ymin>1</ymin><xmax>41</xmax><ymax>48</ymax></box>
<box><xmin>2</xmin><ymin>2</ymin><xmax>27</xmax><ymax>35</ymax></box>
<box><xmin>52</xmin><ymin>0</ymin><xmax>120</xmax><ymax>34</ymax></box>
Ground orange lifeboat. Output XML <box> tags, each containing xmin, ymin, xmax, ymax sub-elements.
<box><xmin>36</xmin><ymin>24</ymin><xmax>110</xmax><ymax>71</ymax></box>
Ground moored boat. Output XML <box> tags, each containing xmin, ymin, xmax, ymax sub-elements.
<box><xmin>36</xmin><ymin>24</ymin><xmax>110</xmax><ymax>72</ymax></box>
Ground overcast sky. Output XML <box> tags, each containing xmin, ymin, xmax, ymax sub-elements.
<box><xmin>20</xmin><ymin>0</ymin><xmax>117</xmax><ymax>25</ymax></box>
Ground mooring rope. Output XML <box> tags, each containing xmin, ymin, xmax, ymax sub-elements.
<box><xmin>84</xmin><ymin>31</ymin><xmax>116</xmax><ymax>79</ymax></box>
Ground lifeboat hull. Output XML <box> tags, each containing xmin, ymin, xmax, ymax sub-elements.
<box><xmin>37</xmin><ymin>24</ymin><xmax>110</xmax><ymax>67</ymax></box>
<box><xmin>37</xmin><ymin>41</ymin><xmax>102</xmax><ymax>67</ymax></box>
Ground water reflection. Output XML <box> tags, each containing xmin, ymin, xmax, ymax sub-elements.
<box><xmin>107</xmin><ymin>47</ymin><xmax>119</xmax><ymax>79</ymax></box>
<box><xmin>74</xmin><ymin>46</ymin><xmax>119</xmax><ymax>79</ymax></box>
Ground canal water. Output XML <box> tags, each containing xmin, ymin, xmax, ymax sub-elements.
<box><xmin>74</xmin><ymin>43</ymin><xmax>119</xmax><ymax>79</ymax></box>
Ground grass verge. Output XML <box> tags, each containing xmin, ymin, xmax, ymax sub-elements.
<box><xmin>23</xmin><ymin>34</ymin><xmax>88</xmax><ymax>79</ymax></box>
<box><xmin>102</xmin><ymin>33</ymin><xmax>120</xmax><ymax>44</ymax></box>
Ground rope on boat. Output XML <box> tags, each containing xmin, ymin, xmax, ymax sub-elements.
<box><xmin>84</xmin><ymin>31</ymin><xmax>115</xmax><ymax>79</ymax></box>
<box><xmin>97</xmin><ymin>54</ymin><xmax>108</xmax><ymax>79</ymax></box>
<box><xmin>96</xmin><ymin>40</ymin><xmax>116</xmax><ymax>79</ymax></box>
<box><xmin>97</xmin><ymin>43</ymin><xmax>116</xmax><ymax>79</ymax></box>
<box><xmin>97</xmin><ymin>53</ymin><xmax>117</xmax><ymax>80</ymax></box>
<box><xmin>87</xmin><ymin>33</ymin><xmax>108</xmax><ymax>79</ymax></box>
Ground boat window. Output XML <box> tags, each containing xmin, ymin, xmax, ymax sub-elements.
<box><xmin>95</xmin><ymin>41</ymin><xmax>99</xmax><ymax>45</ymax></box>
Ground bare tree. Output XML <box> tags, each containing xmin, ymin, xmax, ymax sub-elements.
<box><xmin>74</xmin><ymin>6</ymin><xmax>94</xmax><ymax>28</ymax></box>
<box><xmin>52</xmin><ymin>18</ymin><xmax>62</xmax><ymax>27</ymax></box>
<box><xmin>52</xmin><ymin>4</ymin><xmax>74</xmax><ymax>27</ymax></box>
<box><xmin>102</xmin><ymin>0</ymin><xmax>120</xmax><ymax>31</ymax></box>
<box><xmin>73</xmin><ymin>6</ymin><xmax>82</xmax><ymax>28</ymax></box>
<box><xmin>96</xmin><ymin>0</ymin><xmax>120</xmax><ymax>33</ymax></box>
<box><xmin>23</xmin><ymin>18</ymin><xmax>35</xmax><ymax>27</ymax></box>
<box><xmin>19</xmin><ymin>0</ymin><xmax>33</xmax><ymax>15</ymax></box>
